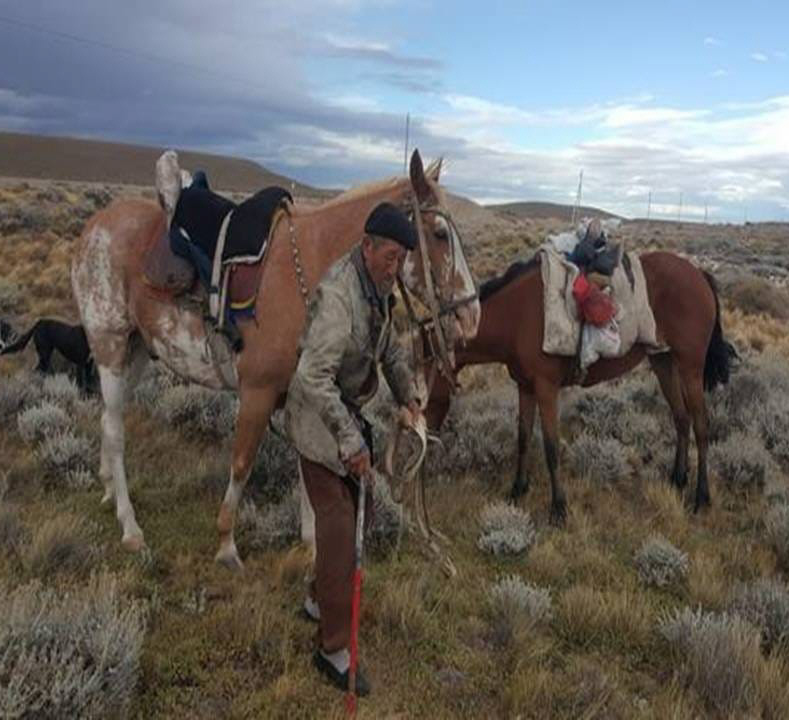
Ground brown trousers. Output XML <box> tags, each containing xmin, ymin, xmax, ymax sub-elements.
<box><xmin>300</xmin><ymin>455</ymin><xmax>373</xmax><ymax>653</ymax></box>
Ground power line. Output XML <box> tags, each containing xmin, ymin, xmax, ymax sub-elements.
<box><xmin>0</xmin><ymin>14</ymin><xmax>270</xmax><ymax>95</ymax></box>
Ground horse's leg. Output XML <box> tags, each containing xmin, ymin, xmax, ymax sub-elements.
<box><xmin>96</xmin><ymin>361</ymin><xmax>144</xmax><ymax>551</ymax></box>
<box><xmin>648</xmin><ymin>353</ymin><xmax>690</xmax><ymax>489</ymax></box>
<box><xmin>535</xmin><ymin>378</ymin><xmax>566</xmax><ymax>525</ymax></box>
<box><xmin>510</xmin><ymin>385</ymin><xmax>536</xmax><ymax>501</ymax></box>
<box><xmin>679</xmin><ymin>364</ymin><xmax>711</xmax><ymax>511</ymax></box>
<box><xmin>216</xmin><ymin>385</ymin><xmax>278</xmax><ymax>571</ymax></box>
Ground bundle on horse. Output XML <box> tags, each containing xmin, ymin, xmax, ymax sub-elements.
<box><xmin>71</xmin><ymin>149</ymin><xmax>480</xmax><ymax>569</ymax></box>
<box><xmin>425</xmin><ymin>245</ymin><xmax>737</xmax><ymax>523</ymax></box>
<box><xmin>0</xmin><ymin>317</ymin><xmax>96</xmax><ymax>392</ymax></box>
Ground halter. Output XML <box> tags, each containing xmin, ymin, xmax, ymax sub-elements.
<box><xmin>397</xmin><ymin>195</ymin><xmax>478</xmax><ymax>398</ymax></box>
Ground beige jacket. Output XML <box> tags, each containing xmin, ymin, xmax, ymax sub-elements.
<box><xmin>284</xmin><ymin>246</ymin><xmax>415</xmax><ymax>475</ymax></box>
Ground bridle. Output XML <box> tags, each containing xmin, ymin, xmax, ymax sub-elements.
<box><xmin>397</xmin><ymin>194</ymin><xmax>478</xmax><ymax>402</ymax></box>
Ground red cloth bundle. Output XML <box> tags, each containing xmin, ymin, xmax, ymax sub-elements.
<box><xmin>572</xmin><ymin>274</ymin><xmax>617</xmax><ymax>326</ymax></box>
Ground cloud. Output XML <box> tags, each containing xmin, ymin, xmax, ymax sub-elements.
<box><xmin>711</xmin><ymin>68</ymin><xmax>728</xmax><ymax>78</ymax></box>
<box><xmin>321</xmin><ymin>33</ymin><xmax>442</xmax><ymax>68</ymax></box>
<box><xmin>751</xmin><ymin>52</ymin><xmax>769</xmax><ymax>62</ymax></box>
<box><xmin>774</xmin><ymin>50</ymin><xmax>787</xmax><ymax>60</ymax></box>
<box><xmin>703</xmin><ymin>36</ymin><xmax>721</xmax><ymax>47</ymax></box>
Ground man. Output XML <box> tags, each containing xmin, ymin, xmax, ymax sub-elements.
<box><xmin>284</xmin><ymin>201</ymin><xmax>422</xmax><ymax>696</ymax></box>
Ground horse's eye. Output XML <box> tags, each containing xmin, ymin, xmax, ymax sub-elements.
<box><xmin>435</xmin><ymin>227</ymin><xmax>449</xmax><ymax>241</ymax></box>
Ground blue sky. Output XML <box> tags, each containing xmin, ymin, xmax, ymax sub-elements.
<box><xmin>0</xmin><ymin>0</ymin><xmax>787</xmax><ymax>221</ymax></box>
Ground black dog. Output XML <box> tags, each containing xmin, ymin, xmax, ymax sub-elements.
<box><xmin>0</xmin><ymin>318</ymin><xmax>96</xmax><ymax>392</ymax></box>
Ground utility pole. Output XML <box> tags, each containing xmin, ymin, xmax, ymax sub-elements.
<box><xmin>403</xmin><ymin>113</ymin><xmax>410</xmax><ymax>175</ymax></box>
<box><xmin>678</xmin><ymin>192</ymin><xmax>683</xmax><ymax>223</ymax></box>
<box><xmin>704</xmin><ymin>202</ymin><xmax>708</xmax><ymax>223</ymax></box>
<box><xmin>571</xmin><ymin>169</ymin><xmax>584</xmax><ymax>225</ymax></box>
<box><xmin>646</xmin><ymin>190</ymin><xmax>652</xmax><ymax>221</ymax></box>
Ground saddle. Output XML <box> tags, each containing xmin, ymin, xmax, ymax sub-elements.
<box><xmin>143</xmin><ymin>181</ymin><xmax>293</xmax><ymax>320</ymax></box>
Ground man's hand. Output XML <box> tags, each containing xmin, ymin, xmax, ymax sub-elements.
<box><xmin>402</xmin><ymin>398</ymin><xmax>423</xmax><ymax>427</ymax></box>
<box><xmin>345</xmin><ymin>448</ymin><xmax>372</xmax><ymax>479</ymax></box>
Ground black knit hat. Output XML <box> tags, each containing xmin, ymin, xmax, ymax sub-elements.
<box><xmin>364</xmin><ymin>202</ymin><xmax>417</xmax><ymax>250</ymax></box>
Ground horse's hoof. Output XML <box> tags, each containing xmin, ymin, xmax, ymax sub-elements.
<box><xmin>215</xmin><ymin>547</ymin><xmax>245</xmax><ymax>573</ymax></box>
<box><xmin>693</xmin><ymin>496</ymin><xmax>711</xmax><ymax>514</ymax></box>
<box><xmin>549</xmin><ymin>503</ymin><xmax>567</xmax><ymax>527</ymax></box>
<box><xmin>100</xmin><ymin>491</ymin><xmax>114</xmax><ymax>506</ymax></box>
<box><xmin>122</xmin><ymin>533</ymin><xmax>145</xmax><ymax>553</ymax></box>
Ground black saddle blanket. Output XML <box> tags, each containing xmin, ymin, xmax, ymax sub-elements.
<box><xmin>172</xmin><ymin>185</ymin><xmax>292</xmax><ymax>263</ymax></box>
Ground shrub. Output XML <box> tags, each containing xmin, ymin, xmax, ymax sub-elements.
<box><xmin>156</xmin><ymin>384</ymin><xmax>237</xmax><ymax>439</ymax></box>
<box><xmin>488</xmin><ymin>574</ymin><xmax>552</xmax><ymax>647</ymax></box>
<box><xmin>21</xmin><ymin>513</ymin><xmax>97</xmax><ymax>579</ymax></box>
<box><xmin>766</xmin><ymin>504</ymin><xmax>789</xmax><ymax>568</ymax></box>
<box><xmin>42</xmin><ymin>373</ymin><xmax>81</xmax><ymax>407</ymax></box>
<box><xmin>711</xmin><ymin>431</ymin><xmax>774</xmax><ymax>493</ymax></box>
<box><xmin>726</xmin><ymin>275</ymin><xmax>789</xmax><ymax>320</ymax></box>
<box><xmin>660</xmin><ymin>606</ymin><xmax>761</xmax><ymax>714</ymax></box>
<box><xmin>757</xmin><ymin>400</ymin><xmax>789</xmax><ymax>469</ymax></box>
<box><xmin>0</xmin><ymin>372</ymin><xmax>44</xmax><ymax>422</ymax></box>
<box><xmin>368</xmin><ymin>476</ymin><xmax>403</xmax><ymax>557</ymax></box>
<box><xmin>0</xmin><ymin>277</ymin><xmax>21</xmax><ymax>313</ymax></box>
<box><xmin>239</xmin><ymin>491</ymin><xmax>300</xmax><ymax>550</ymax></box>
<box><xmin>425</xmin><ymin>386</ymin><xmax>517</xmax><ymax>478</ymax></box>
<box><xmin>566</xmin><ymin>431</ymin><xmax>628</xmax><ymax>484</ymax></box>
<box><xmin>0</xmin><ymin>572</ymin><xmax>146</xmax><ymax>719</ymax></box>
<box><xmin>17</xmin><ymin>401</ymin><xmax>72</xmax><ymax>444</ymax></box>
<box><xmin>730</xmin><ymin>579</ymin><xmax>789</xmax><ymax>652</ymax></box>
<box><xmin>0</xmin><ymin>504</ymin><xmax>25</xmax><ymax>557</ymax></box>
<box><xmin>634</xmin><ymin>535</ymin><xmax>689</xmax><ymax>587</ymax></box>
<box><xmin>35</xmin><ymin>431</ymin><xmax>94</xmax><ymax>478</ymax></box>
<box><xmin>478</xmin><ymin>501</ymin><xmax>536</xmax><ymax>557</ymax></box>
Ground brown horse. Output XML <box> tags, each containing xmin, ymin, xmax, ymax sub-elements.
<box><xmin>426</xmin><ymin>251</ymin><xmax>736</xmax><ymax>523</ymax></box>
<box><xmin>71</xmin><ymin>150</ymin><xmax>480</xmax><ymax>570</ymax></box>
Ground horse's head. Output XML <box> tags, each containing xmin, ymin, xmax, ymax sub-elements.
<box><xmin>399</xmin><ymin>150</ymin><xmax>481</xmax><ymax>347</ymax></box>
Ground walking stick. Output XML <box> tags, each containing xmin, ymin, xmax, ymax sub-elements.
<box><xmin>346</xmin><ymin>471</ymin><xmax>368</xmax><ymax>717</ymax></box>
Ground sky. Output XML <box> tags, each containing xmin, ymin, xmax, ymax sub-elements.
<box><xmin>0</xmin><ymin>0</ymin><xmax>788</xmax><ymax>222</ymax></box>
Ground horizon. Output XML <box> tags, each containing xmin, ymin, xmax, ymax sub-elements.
<box><xmin>1</xmin><ymin>2</ymin><xmax>787</xmax><ymax>222</ymax></box>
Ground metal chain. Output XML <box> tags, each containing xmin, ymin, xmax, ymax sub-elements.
<box><xmin>287</xmin><ymin>214</ymin><xmax>310</xmax><ymax>307</ymax></box>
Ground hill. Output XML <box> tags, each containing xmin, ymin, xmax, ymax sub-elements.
<box><xmin>0</xmin><ymin>131</ymin><xmax>326</xmax><ymax>197</ymax></box>
<box><xmin>487</xmin><ymin>200</ymin><xmax>622</xmax><ymax>222</ymax></box>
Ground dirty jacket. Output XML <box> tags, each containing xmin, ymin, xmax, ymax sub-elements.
<box><xmin>284</xmin><ymin>245</ymin><xmax>416</xmax><ymax>475</ymax></box>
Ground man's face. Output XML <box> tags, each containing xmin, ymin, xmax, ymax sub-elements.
<box><xmin>362</xmin><ymin>236</ymin><xmax>407</xmax><ymax>297</ymax></box>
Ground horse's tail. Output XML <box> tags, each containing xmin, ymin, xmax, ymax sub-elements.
<box><xmin>702</xmin><ymin>271</ymin><xmax>738</xmax><ymax>392</ymax></box>
<box><xmin>0</xmin><ymin>320</ymin><xmax>39</xmax><ymax>356</ymax></box>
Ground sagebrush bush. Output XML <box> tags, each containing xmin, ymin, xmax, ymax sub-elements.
<box><xmin>660</xmin><ymin>606</ymin><xmax>761</xmax><ymax>714</ymax></box>
<box><xmin>368</xmin><ymin>476</ymin><xmax>403</xmax><ymax>557</ymax></box>
<box><xmin>766</xmin><ymin>504</ymin><xmax>789</xmax><ymax>568</ymax></box>
<box><xmin>477</xmin><ymin>501</ymin><xmax>536</xmax><ymax>556</ymax></box>
<box><xmin>726</xmin><ymin>275</ymin><xmax>789</xmax><ymax>320</ymax></box>
<box><xmin>17</xmin><ymin>400</ymin><xmax>72</xmax><ymax>444</ymax></box>
<box><xmin>566</xmin><ymin>431</ymin><xmax>628</xmax><ymax>484</ymax></box>
<box><xmin>0</xmin><ymin>504</ymin><xmax>25</xmax><ymax>556</ymax></box>
<box><xmin>425</xmin><ymin>386</ymin><xmax>517</xmax><ymax>478</ymax></box>
<box><xmin>239</xmin><ymin>491</ymin><xmax>300</xmax><ymax>550</ymax></box>
<box><xmin>42</xmin><ymin>373</ymin><xmax>81</xmax><ymax>407</ymax></box>
<box><xmin>730</xmin><ymin>579</ymin><xmax>789</xmax><ymax>652</ymax></box>
<box><xmin>0</xmin><ymin>571</ymin><xmax>146</xmax><ymax>719</ymax></box>
<box><xmin>757</xmin><ymin>400</ymin><xmax>789</xmax><ymax>469</ymax></box>
<box><xmin>634</xmin><ymin>535</ymin><xmax>689</xmax><ymax>587</ymax></box>
<box><xmin>22</xmin><ymin>513</ymin><xmax>97</xmax><ymax>578</ymax></box>
<box><xmin>35</xmin><ymin>431</ymin><xmax>94</xmax><ymax>478</ymax></box>
<box><xmin>488</xmin><ymin>574</ymin><xmax>552</xmax><ymax>647</ymax></box>
<box><xmin>0</xmin><ymin>372</ymin><xmax>44</xmax><ymax>421</ymax></box>
<box><xmin>247</xmin><ymin>421</ymin><xmax>298</xmax><ymax>502</ymax></box>
<box><xmin>711</xmin><ymin>431</ymin><xmax>774</xmax><ymax>492</ymax></box>
<box><xmin>0</xmin><ymin>276</ymin><xmax>21</xmax><ymax>313</ymax></box>
<box><xmin>156</xmin><ymin>384</ymin><xmax>237</xmax><ymax>439</ymax></box>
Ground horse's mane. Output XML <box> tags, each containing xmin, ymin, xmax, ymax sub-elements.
<box><xmin>479</xmin><ymin>255</ymin><xmax>540</xmax><ymax>301</ymax></box>
<box><xmin>318</xmin><ymin>176</ymin><xmax>404</xmax><ymax>209</ymax></box>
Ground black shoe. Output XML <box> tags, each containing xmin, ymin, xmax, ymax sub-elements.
<box><xmin>313</xmin><ymin>651</ymin><xmax>371</xmax><ymax>697</ymax></box>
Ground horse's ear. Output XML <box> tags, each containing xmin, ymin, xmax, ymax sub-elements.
<box><xmin>425</xmin><ymin>157</ymin><xmax>443</xmax><ymax>182</ymax></box>
<box><xmin>409</xmin><ymin>148</ymin><xmax>432</xmax><ymax>202</ymax></box>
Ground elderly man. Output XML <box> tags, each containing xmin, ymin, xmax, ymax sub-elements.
<box><xmin>284</xmin><ymin>201</ymin><xmax>421</xmax><ymax>695</ymax></box>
